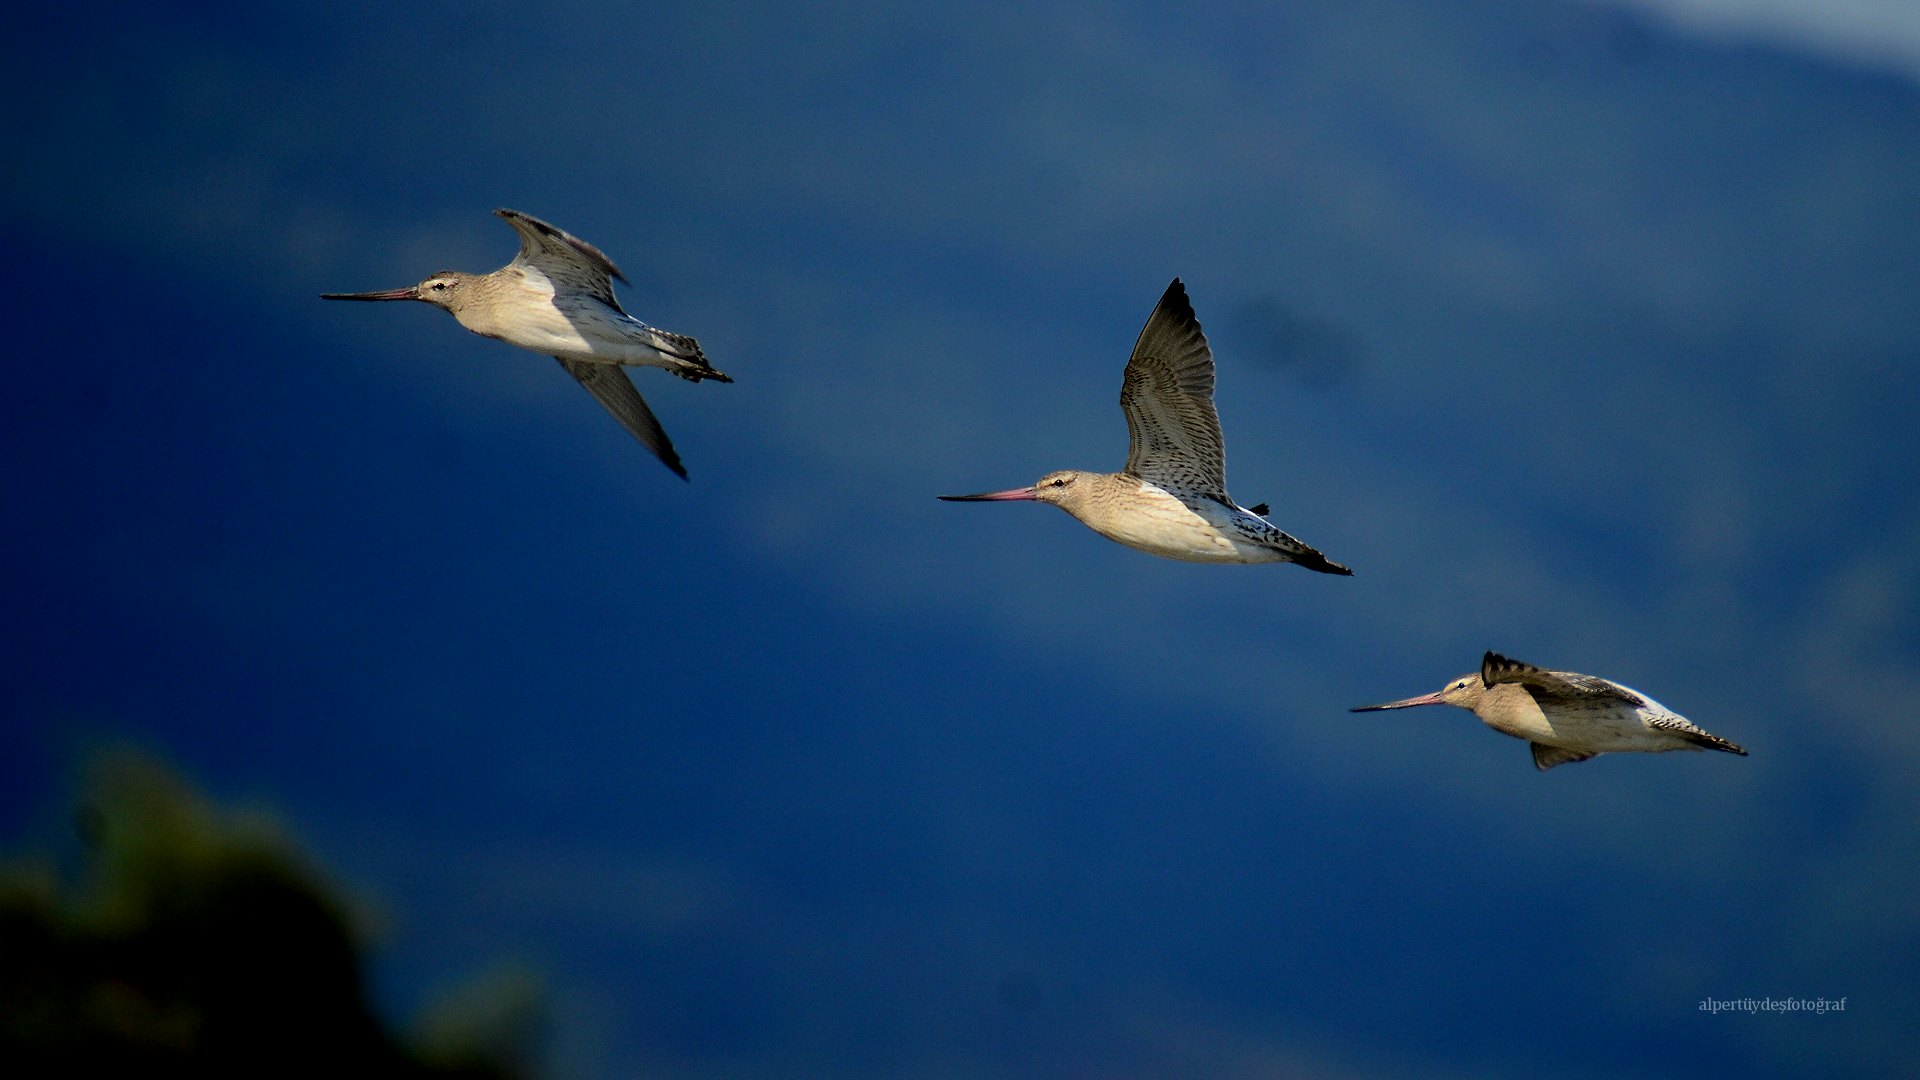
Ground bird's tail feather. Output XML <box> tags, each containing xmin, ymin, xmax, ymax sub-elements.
<box><xmin>1292</xmin><ymin>548</ymin><xmax>1355</xmax><ymax>576</ymax></box>
<box><xmin>1676</xmin><ymin>730</ymin><xmax>1747</xmax><ymax>755</ymax></box>
<box><xmin>654</xmin><ymin>329</ymin><xmax>733</xmax><ymax>383</ymax></box>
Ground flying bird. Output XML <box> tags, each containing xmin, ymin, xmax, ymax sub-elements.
<box><xmin>940</xmin><ymin>279</ymin><xmax>1351</xmax><ymax>573</ymax></box>
<box><xmin>1351</xmin><ymin>651</ymin><xmax>1748</xmax><ymax>771</ymax></box>
<box><xmin>322</xmin><ymin>208</ymin><xmax>730</xmax><ymax>480</ymax></box>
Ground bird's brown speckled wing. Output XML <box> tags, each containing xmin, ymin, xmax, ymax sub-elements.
<box><xmin>1120</xmin><ymin>279</ymin><xmax>1225</xmax><ymax>494</ymax></box>
<box><xmin>1482</xmin><ymin>651</ymin><xmax>1644</xmax><ymax>704</ymax></box>
<box><xmin>499</xmin><ymin>208</ymin><xmax>627</xmax><ymax>307</ymax></box>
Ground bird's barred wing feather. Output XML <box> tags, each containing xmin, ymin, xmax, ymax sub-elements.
<box><xmin>1647</xmin><ymin>715</ymin><xmax>1748</xmax><ymax>755</ymax></box>
<box><xmin>1481</xmin><ymin>651</ymin><xmax>1645</xmax><ymax>704</ymax></box>
<box><xmin>1120</xmin><ymin>279</ymin><xmax>1226</xmax><ymax>494</ymax></box>
<box><xmin>555</xmin><ymin>357</ymin><xmax>687</xmax><ymax>480</ymax></box>
<box><xmin>499</xmin><ymin>208</ymin><xmax>626</xmax><ymax>306</ymax></box>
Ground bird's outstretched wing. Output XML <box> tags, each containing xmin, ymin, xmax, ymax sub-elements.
<box><xmin>499</xmin><ymin>208</ymin><xmax>627</xmax><ymax>307</ymax></box>
<box><xmin>1481</xmin><ymin>651</ymin><xmax>1643</xmax><ymax>704</ymax></box>
<box><xmin>1120</xmin><ymin>279</ymin><xmax>1225</xmax><ymax>494</ymax></box>
<box><xmin>1530</xmin><ymin>743</ymin><xmax>1598</xmax><ymax>771</ymax></box>
<box><xmin>555</xmin><ymin>357</ymin><xmax>688</xmax><ymax>480</ymax></box>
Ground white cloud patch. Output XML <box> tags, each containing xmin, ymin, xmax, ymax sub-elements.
<box><xmin>1617</xmin><ymin>0</ymin><xmax>1920</xmax><ymax>83</ymax></box>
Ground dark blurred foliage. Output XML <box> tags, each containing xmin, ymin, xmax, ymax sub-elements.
<box><xmin>0</xmin><ymin>753</ymin><xmax>540</xmax><ymax>1079</ymax></box>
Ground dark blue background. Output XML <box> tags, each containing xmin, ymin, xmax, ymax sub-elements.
<box><xmin>6</xmin><ymin>2</ymin><xmax>1916</xmax><ymax>1076</ymax></box>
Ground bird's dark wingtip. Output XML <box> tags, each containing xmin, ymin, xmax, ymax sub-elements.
<box><xmin>1157</xmin><ymin>278</ymin><xmax>1194</xmax><ymax>318</ymax></box>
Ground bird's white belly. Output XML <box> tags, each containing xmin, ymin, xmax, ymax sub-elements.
<box><xmin>456</xmin><ymin>301</ymin><xmax>589</xmax><ymax>353</ymax></box>
<box><xmin>1483</xmin><ymin>692</ymin><xmax>1690</xmax><ymax>753</ymax></box>
<box><xmin>519</xmin><ymin>315</ymin><xmax>599</xmax><ymax>355</ymax></box>
<box><xmin>1085</xmin><ymin>484</ymin><xmax>1281</xmax><ymax>563</ymax></box>
<box><xmin>456</xmin><ymin>294</ymin><xmax>669</xmax><ymax>366</ymax></box>
<box><xmin>1478</xmin><ymin>691</ymin><xmax>1561</xmax><ymax>743</ymax></box>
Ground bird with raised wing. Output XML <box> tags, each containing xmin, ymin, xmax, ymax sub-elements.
<box><xmin>322</xmin><ymin>208</ymin><xmax>730</xmax><ymax>480</ymax></box>
<box><xmin>1351</xmin><ymin>651</ymin><xmax>1748</xmax><ymax>771</ymax></box>
<box><xmin>940</xmin><ymin>279</ymin><xmax>1351</xmax><ymax>573</ymax></box>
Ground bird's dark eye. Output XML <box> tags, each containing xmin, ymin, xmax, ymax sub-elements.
<box><xmin>430</xmin><ymin>282</ymin><xmax>447</xmax><ymax>291</ymax></box>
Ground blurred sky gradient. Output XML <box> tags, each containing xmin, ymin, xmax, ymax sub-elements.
<box><xmin>6</xmin><ymin>2</ymin><xmax>1918</xmax><ymax>1077</ymax></box>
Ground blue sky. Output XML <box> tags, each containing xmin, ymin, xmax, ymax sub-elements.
<box><xmin>6</xmin><ymin>2</ymin><xmax>1918</xmax><ymax>1076</ymax></box>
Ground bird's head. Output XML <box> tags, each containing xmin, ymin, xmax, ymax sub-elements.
<box><xmin>1350</xmin><ymin>672</ymin><xmax>1485</xmax><ymax>714</ymax></box>
<box><xmin>938</xmin><ymin>470</ymin><xmax>1099</xmax><ymax>512</ymax></box>
<box><xmin>321</xmin><ymin>271</ymin><xmax>478</xmax><ymax>314</ymax></box>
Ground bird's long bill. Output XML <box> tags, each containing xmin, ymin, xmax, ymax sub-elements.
<box><xmin>1349</xmin><ymin>691</ymin><xmax>1447</xmax><ymax>712</ymax></box>
<box><xmin>937</xmin><ymin>486</ymin><xmax>1038</xmax><ymax>502</ymax></box>
<box><xmin>319</xmin><ymin>287</ymin><xmax>419</xmax><ymax>301</ymax></box>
